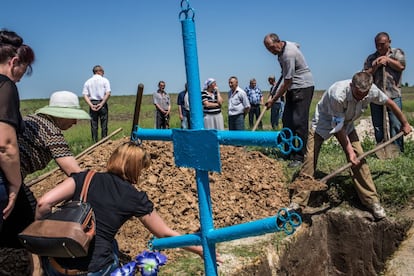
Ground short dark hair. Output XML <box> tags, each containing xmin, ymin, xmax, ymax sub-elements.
<box><xmin>93</xmin><ymin>65</ymin><xmax>103</xmax><ymax>74</ymax></box>
<box><xmin>375</xmin><ymin>32</ymin><xmax>390</xmax><ymax>42</ymax></box>
<box><xmin>266</xmin><ymin>33</ymin><xmax>280</xmax><ymax>43</ymax></box>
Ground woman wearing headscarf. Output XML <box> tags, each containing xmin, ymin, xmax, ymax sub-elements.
<box><xmin>202</xmin><ymin>78</ymin><xmax>224</xmax><ymax>130</ymax></box>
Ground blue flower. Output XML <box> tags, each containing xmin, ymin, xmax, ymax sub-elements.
<box><xmin>136</xmin><ymin>251</ymin><xmax>168</xmax><ymax>276</ymax></box>
<box><xmin>111</xmin><ymin>251</ymin><xmax>167</xmax><ymax>276</ymax></box>
<box><xmin>110</xmin><ymin>261</ymin><xmax>138</xmax><ymax>276</ymax></box>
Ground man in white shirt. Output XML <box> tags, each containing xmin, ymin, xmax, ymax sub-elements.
<box><xmin>83</xmin><ymin>65</ymin><xmax>111</xmax><ymax>142</ymax></box>
<box><xmin>228</xmin><ymin>76</ymin><xmax>250</xmax><ymax>130</ymax></box>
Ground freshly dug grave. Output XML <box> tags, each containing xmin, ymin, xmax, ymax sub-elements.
<box><xmin>0</xmin><ymin>136</ymin><xmax>411</xmax><ymax>275</ymax></box>
<box><xmin>230</xmin><ymin>207</ymin><xmax>411</xmax><ymax>276</ymax></box>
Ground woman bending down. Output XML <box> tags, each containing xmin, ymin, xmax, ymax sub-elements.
<box><xmin>36</xmin><ymin>142</ymin><xmax>206</xmax><ymax>275</ymax></box>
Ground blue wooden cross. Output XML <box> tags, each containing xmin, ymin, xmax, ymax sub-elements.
<box><xmin>131</xmin><ymin>1</ymin><xmax>302</xmax><ymax>275</ymax></box>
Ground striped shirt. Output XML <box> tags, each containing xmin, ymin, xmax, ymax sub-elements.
<box><xmin>18</xmin><ymin>114</ymin><xmax>73</xmax><ymax>178</ymax></box>
<box><xmin>202</xmin><ymin>90</ymin><xmax>221</xmax><ymax>114</ymax></box>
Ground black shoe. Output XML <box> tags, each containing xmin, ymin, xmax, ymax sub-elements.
<box><xmin>288</xmin><ymin>160</ymin><xmax>303</xmax><ymax>168</ymax></box>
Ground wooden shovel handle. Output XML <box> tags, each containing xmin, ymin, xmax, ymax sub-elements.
<box><xmin>132</xmin><ymin>83</ymin><xmax>144</xmax><ymax>134</ymax></box>
<box><xmin>382</xmin><ymin>66</ymin><xmax>391</xmax><ymax>141</ymax></box>
<box><xmin>320</xmin><ymin>131</ymin><xmax>404</xmax><ymax>183</ymax></box>
<box><xmin>252</xmin><ymin>107</ymin><xmax>267</xmax><ymax>131</ymax></box>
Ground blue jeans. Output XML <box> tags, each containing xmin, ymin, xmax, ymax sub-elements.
<box><xmin>270</xmin><ymin>102</ymin><xmax>282</xmax><ymax>129</ymax></box>
<box><xmin>181</xmin><ymin>113</ymin><xmax>190</xmax><ymax>129</ymax></box>
<box><xmin>43</xmin><ymin>241</ymin><xmax>119</xmax><ymax>276</ymax></box>
<box><xmin>0</xmin><ymin>170</ymin><xmax>8</xmax><ymax>232</ymax></box>
<box><xmin>228</xmin><ymin>114</ymin><xmax>245</xmax><ymax>130</ymax></box>
<box><xmin>370</xmin><ymin>97</ymin><xmax>403</xmax><ymax>152</ymax></box>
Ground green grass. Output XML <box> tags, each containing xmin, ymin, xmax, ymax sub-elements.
<box><xmin>159</xmin><ymin>253</ymin><xmax>205</xmax><ymax>276</ymax></box>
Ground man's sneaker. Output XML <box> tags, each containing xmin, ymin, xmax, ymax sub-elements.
<box><xmin>286</xmin><ymin>202</ymin><xmax>301</xmax><ymax>213</ymax></box>
<box><xmin>370</xmin><ymin>203</ymin><xmax>386</xmax><ymax>219</ymax></box>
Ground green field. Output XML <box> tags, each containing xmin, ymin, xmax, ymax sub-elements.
<box><xmin>20</xmin><ymin>86</ymin><xmax>414</xmax><ymax>140</ymax></box>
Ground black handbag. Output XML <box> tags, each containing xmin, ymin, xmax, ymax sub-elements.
<box><xmin>18</xmin><ymin>170</ymin><xmax>96</xmax><ymax>258</ymax></box>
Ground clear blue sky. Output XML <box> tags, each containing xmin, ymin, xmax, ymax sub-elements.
<box><xmin>3</xmin><ymin>0</ymin><xmax>414</xmax><ymax>100</ymax></box>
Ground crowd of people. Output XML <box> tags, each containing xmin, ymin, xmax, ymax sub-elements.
<box><xmin>155</xmin><ymin>76</ymin><xmax>277</xmax><ymax>131</ymax></box>
<box><xmin>0</xmin><ymin>26</ymin><xmax>412</xmax><ymax>275</ymax></box>
<box><xmin>151</xmin><ymin>31</ymin><xmax>411</xmax><ymax>221</ymax></box>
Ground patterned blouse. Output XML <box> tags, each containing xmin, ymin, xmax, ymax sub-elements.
<box><xmin>18</xmin><ymin>114</ymin><xmax>73</xmax><ymax>178</ymax></box>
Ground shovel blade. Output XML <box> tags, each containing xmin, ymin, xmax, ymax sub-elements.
<box><xmin>375</xmin><ymin>143</ymin><xmax>400</xmax><ymax>160</ymax></box>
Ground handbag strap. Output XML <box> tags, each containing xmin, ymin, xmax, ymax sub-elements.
<box><xmin>80</xmin><ymin>170</ymin><xmax>96</xmax><ymax>202</ymax></box>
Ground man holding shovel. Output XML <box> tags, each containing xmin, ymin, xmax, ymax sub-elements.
<box><xmin>364</xmin><ymin>32</ymin><xmax>406</xmax><ymax>154</ymax></box>
<box><xmin>264</xmin><ymin>33</ymin><xmax>314</xmax><ymax>168</ymax></box>
<box><xmin>287</xmin><ymin>72</ymin><xmax>412</xmax><ymax>219</ymax></box>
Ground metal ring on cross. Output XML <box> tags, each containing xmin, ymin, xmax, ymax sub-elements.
<box><xmin>275</xmin><ymin>128</ymin><xmax>303</xmax><ymax>155</ymax></box>
<box><xmin>179</xmin><ymin>0</ymin><xmax>195</xmax><ymax>20</ymax></box>
<box><xmin>275</xmin><ymin>207</ymin><xmax>302</xmax><ymax>235</ymax></box>
<box><xmin>147</xmin><ymin>237</ymin><xmax>154</xmax><ymax>251</ymax></box>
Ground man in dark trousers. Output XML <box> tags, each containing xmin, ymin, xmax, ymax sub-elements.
<box><xmin>83</xmin><ymin>65</ymin><xmax>111</xmax><ymax>142</ymax></box>
<box><xmin>264</xmin><ymin>33</ymin><xmax>314</xmax><ymax>168</ymax></box>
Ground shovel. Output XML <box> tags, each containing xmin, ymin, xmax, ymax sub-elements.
<box><xmin>288</xmin><ymin>131</ymin><xmax>404</xmax><ymax>191</ymax></box>
<box><xmin>375</xmin><ymin>66</ymin><xmax>400</xmax><ymax>159</ymax></box>
<box><xmin>252</xmin><ymin>106</ymin><xmax>268</xmax><ymax>131</ymax></box>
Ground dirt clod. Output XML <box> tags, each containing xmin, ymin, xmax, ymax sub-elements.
<box><xmin>288</xmin><ymin>173</ymin><xmax>328</xmax><ymax>191</ymax></box>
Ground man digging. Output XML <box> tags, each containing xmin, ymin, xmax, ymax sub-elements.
<box><xmin>287</xmin><ymin>72</ymin><xmax>412</xmax><ymax>220</ymax></box>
